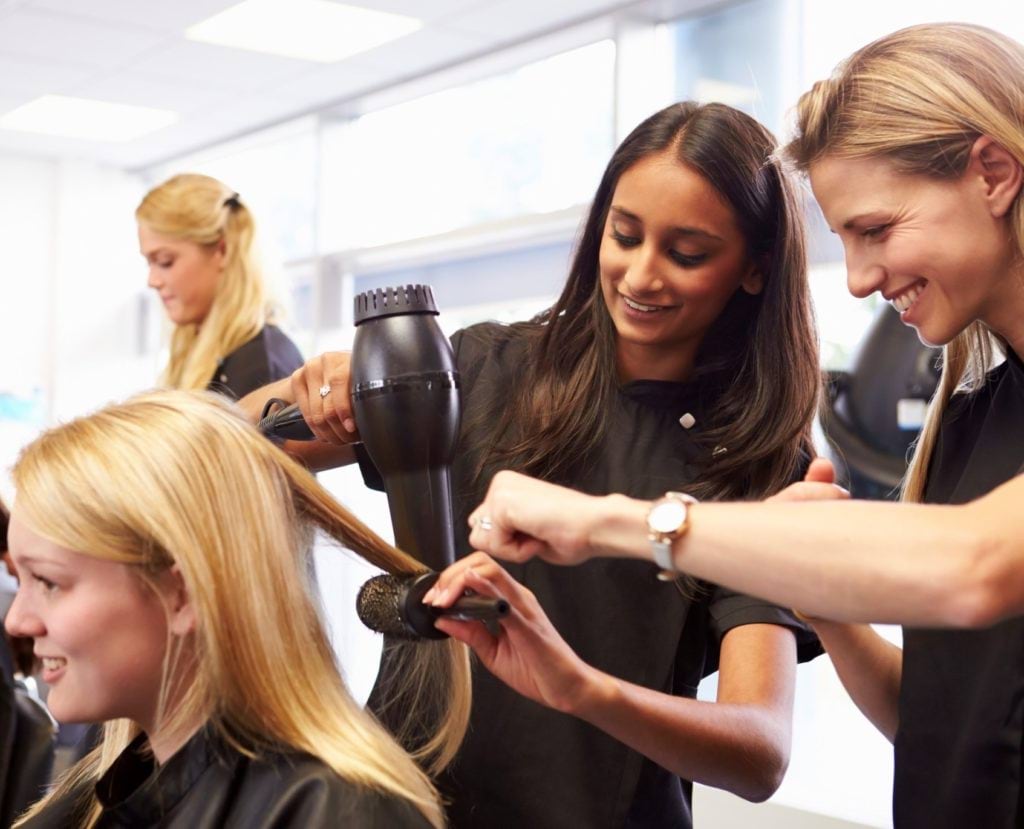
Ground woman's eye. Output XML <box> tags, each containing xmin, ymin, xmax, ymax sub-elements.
<box><xmin>611</xmin><ymin>230</ymin><xmax>641</xmax><ymax>248</ymax></box>
<box><xmin>33</xmin><ymin>574</ymin><xmax>57</xmax><ymax>592</ymax></box>
<box><xmin>669</xmin><ymin>251</ymin><xmax>708</xmax><ymax>268</ymax></box>
<box><xmin>862</xmin><ymin>225</ymin><xmax>890</xmax><ymax>239</ymax></box>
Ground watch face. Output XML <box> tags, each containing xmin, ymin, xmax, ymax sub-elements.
<box><xmin>649</xmin><ymin>500</ymin><xmax>686</xmax><ymax>534</ymax></box>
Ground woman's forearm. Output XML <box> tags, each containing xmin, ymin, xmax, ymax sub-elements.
<box><xmin>568</xmin><ymin>625</ymin><xmax>795</xmax><ymax>802</ymax></box>
<box><xmin>235</xmin><ymin>376</ymin><xmax>357</xmax><ymax>471</ymax></box>
<box><xmin>237</xmin><ymin>375</ymin><xmax>292</xmax><ymax>423</ymax></box>
<box><xmin>593</xmin><ymin>495</ymin><xmax>996</xmax><ymax>627</ymax></box>
<box><xmin>811</xmin><ymin>622</ymin><xmax>902</xmax><ymax>742</ymax></box>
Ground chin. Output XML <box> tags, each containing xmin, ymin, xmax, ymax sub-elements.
<box><xmin>912</xmin><ymin>321</ymin><xmax>959</xmax><ymax>349</ymax></box>
<box><xmin>913</xmin><ymin>329</ymin><xmax>943</xmax><ymax>348</ymax></box>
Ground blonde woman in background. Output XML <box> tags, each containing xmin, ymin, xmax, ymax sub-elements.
<box><xmin>4</xmin><ymin>391</ymin><xmax>469</xmax><ymax>828</ymax></box>
<box><xmin>137</xmin><ymin>174</ymin><xmax>303</xmax><ymax>398</ymax></box>
<box><xmin>446</xmin><ymin>22</ymin><xmax>1024</xmax><ymax>829</ymax></box>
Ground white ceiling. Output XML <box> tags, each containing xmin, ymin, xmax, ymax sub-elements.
<box><xmin>0</xmin><ymin>0</ymin><xmax>711</xmax><ymax>169</ymax></box>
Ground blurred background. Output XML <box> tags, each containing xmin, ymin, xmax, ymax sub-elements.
<box><xmin>1</xmin><ymin>1</ymin><xmax>1019</xmax><ymax>825</ymax></box>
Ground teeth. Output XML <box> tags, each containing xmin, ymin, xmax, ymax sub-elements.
<box><xmin>623</xmin><ymin>296</ymin><xmax>661</xmax><ymax>313</ymax></box>
<box><xmin>891</xmin><ymin>283</ymin><xmax>924</xmax><ymax>313</ymax></box>
<box><xmin>41</xmin><ymin>657</ymin><xmax>66</xmax><ymax>671</ymax></box>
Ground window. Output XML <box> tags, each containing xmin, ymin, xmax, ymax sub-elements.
<box><xmin>318</xmin><ymin>41</ymin><xmax>615</xmax><ymax>251</ymax></box>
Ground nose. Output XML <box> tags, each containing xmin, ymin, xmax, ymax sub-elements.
<box><xmin>622</xmin><ymin>242</ymin><xmax>665</xmax><ymax>296</ymax></box>
<box><xmin>844</xmin><ymin>245</ymin><xmax>886</xmax><ymax>300</ymax></box>
<box><xmin>147</xmin><ymin>266</ymin><xmax>162</xmax><ymax>290</ymax></box>
<box><xmin>4</xmin><ymin>587</ymin><xmax>43</xmax><ymax>640</ymax></box>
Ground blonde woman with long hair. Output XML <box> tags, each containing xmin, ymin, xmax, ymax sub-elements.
<box><xmin>138</xmin><ymin>173</ymin><xmax>303</xmax><ymax>397</ymax></box>
<box><xmin>4</xmin><ymin>391</ymin><xmax>469</xmax><ymax>828</ymax></box>
<box><xmin>428</xmin><ymin>22</ymin><xmax>1024</xmax><ymax>829</ymax></box>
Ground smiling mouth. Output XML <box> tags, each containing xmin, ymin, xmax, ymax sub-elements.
<box><xmin>889</xmin><ymin>280</ymin><xmax>926</xmax><ymax>314</ymax></box>
<box><xmin>40</xmin><ymin>656</ymin><xmax>67</xmax><ymax>672</ymax></box>
<box><xmin>622</xmin><ymin>295</ymin><xmax>669</xmax><ymax>313</ymax></box>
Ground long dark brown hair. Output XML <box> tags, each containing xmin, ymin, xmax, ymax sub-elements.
<box><xmin>471</xmin><ymin>101</ymin><xmax>820</xmax><ymax>500</ymax></box>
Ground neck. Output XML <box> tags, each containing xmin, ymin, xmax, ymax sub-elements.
<box><xmin>147</xmin><ymin>718</ymin><xmax>204</xmax><ymax>765</ymax></box>
<box><xmin>982</xmin><ymin>271</ymin><xmax>1024</xmax><ymax>363</ymax></box>
<box><xmin>616</xmin><ymin>340</ymin><xmax>696</xmax><ymax>383</ymax></box>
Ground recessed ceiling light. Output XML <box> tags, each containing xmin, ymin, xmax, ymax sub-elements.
<box><xmin>185</xmin><ymin>0</ymin><xmax>422</xmax><ymax>63</ymax></box>
<box><xmin>0</xmin><ymin>95</ymin><xmax>178</xmax><ymax>142</ymax></box>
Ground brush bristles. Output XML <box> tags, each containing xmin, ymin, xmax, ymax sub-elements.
<box><xmin>356</xmin><ymin>573</ymin><xmax>417</xmax><ymax>640</ymax></box>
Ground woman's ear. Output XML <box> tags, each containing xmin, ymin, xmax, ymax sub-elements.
<box><xmin>164</xmin><ymin>565</ymin><xmax>196</xmax><ymax>637</ymax></box>
<box><xmin>213</xmin><ymin>238</ymin><xmax>227</xmax><ymax>272</ymax></box>
<box><xmin>740</xmin><ymin>261</ymin><xmax>764</xmax><ymax>296</ymax></box>
<box><xmin>969</xmin><ymin>136</ymin><xmax>1023</xmax><ymax>218</ymax></box>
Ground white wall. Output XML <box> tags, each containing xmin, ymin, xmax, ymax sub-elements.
<box><xmin>0</xmin><ymin>153</ymin><xmax>150</xmax><ymax>501</ymax></box>
<box><xmin>0</xmin><ymin>153</ymin><xmax>56</xmax><ymax>502</ymax></box>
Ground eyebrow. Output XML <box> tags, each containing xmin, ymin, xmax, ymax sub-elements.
<box><xmin>11</xmin><ymin>553</ymin><xmax>67</xmax><ymax>570</ymax></box>
<box><xmin>610</xmin><ymin>206</ymin><xmax>724</xmax><ymax>241</ymax></box>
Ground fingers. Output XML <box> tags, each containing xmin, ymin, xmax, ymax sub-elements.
<box><xmin>291</xmin><ymin>353</ymin><xmax>358</xmax><ymax>445</ymax></box>
<box><xmin>423</xmin><ymin>554</ymin><xmax>542</xmax><ymax>627</ymax></box>
<box><xmin>804</xmin><ymin>457</ymin><xmax>836</xmax><ymax>485</ymax></box>
<box><xmin>434</xmin><ymin>616</ymin><xmax>499</xmax><ymax>660</ymax></box>
<box><xmin>466</xmin><ymin>471</ymin><xmax>558</xmax><ymax>563</ymax></box>
<box><xmin>423</xmin><ymin>552</ymin><xmax>508</xmax><ymax>607</ymax></box>
<box><xmin>768</xmin><ymin>481</ymin><xmax>850</xmax><ymax>503</ymax></box>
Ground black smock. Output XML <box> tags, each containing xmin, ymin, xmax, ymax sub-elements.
<box><xmin>360</xmin><ymin>322</ymin><xmax>820</xmax><ymax>828</ymax></box>
<box><xmin>17</xmin><ymin>726</ymin><xmax>432</xmax><ymax>828</ymax></box>
<box><xmin>894</xmin><ymin>347</ymin><xmax>1024</xmax><ymax>828</ymax></box>
<box><xmin>207</xmin><ymin>324</ymin><xmax>303</xmax><ymax>400</ymax></box>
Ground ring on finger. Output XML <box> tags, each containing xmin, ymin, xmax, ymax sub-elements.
<box><xmin>319</xmin><ymin>384</ymin><xmax>331</xmax><ymax>398</ymax></box>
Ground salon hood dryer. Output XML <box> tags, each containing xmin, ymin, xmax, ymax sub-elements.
<box><xmin>821</xmin><ymin>305</ymin><xmax>941</xmax><ymax>500</ymax></box>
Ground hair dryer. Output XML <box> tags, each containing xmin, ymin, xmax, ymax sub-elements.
<box><xmin>259</xmin><ymin>285</ymin><xmax>460</xmax><ymax>568</ymax></box>
<box><xmin>350</xmin><ymin>285</ymin><xmax>460</xmax><ymax>571</ymax></box>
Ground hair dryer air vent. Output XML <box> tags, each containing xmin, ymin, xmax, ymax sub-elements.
<box><xmin>354</xmin><ymin>284</ymin><xmax>438</xmax><ymax>325</ymax></box>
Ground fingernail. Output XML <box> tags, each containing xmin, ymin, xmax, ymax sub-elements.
<box><xmin>343</xmin><ymin>418</ymin><xmax>355</xmax><ymax>433</ymax></box>
<box><xmin>422</xmin><ymin>587</ymin><xmax>437</xmax><ymax>604</ymax></box>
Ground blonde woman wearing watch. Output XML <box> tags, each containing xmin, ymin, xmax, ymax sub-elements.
<box><xmin>452</xmin><ymin>23</ymin><xmax>1024</xmax><ymax>829</ymax></box>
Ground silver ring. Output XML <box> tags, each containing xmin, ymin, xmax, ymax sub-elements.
<box><xmin>319</xmin><ymin>384</ymin><xmax>331</xmax><ymax>398</ymax></box>
<box><xmin>477</xmin><ymin>515</ymin><xmax>493</xmax><ymax>531</ymax></box>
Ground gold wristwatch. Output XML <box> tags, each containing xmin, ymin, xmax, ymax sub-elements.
<box><xmin>646</xmin><ymin>492</ymin><xmax>697</xmax><ymax>576</ymax></box>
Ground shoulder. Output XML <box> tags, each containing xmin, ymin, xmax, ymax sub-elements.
<box><xmin>215</xmin><ymin>325</ymin><xmax>303</xmax><ymax>399</ymax></box>
<box><xmin>452</xmin><ymin>321</ymin><xmax>536</xmax><ymax>383</ymax></box>
<box><xmin>229</xmin><ymin>752</ymin><xmax>431</xmax><ymax>828</ymax></box>
<box><xmin>453</xmin><ymin>321</ymin><xmax>529</xmax><ymax>361</ymax></box>
<box><xmin>703</xmin><ymin>585</ymin><xmax>823</xmax><ymax>666</ymax></box>
<box><xmin>945</xmin><ymin>359</ymin><xmax>1011</xmax><ymax>421</ymax></box>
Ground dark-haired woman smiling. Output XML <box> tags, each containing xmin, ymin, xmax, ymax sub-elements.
<box><xmin>244</xmin><ymin>101</ymin><xmax>822</xmax><ymax>828</ymax></box>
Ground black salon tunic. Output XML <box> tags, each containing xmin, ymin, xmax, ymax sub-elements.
<box><xmin>17</xmin><ymin>727</ymin><xmax>431</xmax><ymax>828</ymax></box>
<box><xmin>894</xmin><ymin>347</ymin><xmax>1024</xmax><ymax>828</ymax></box>
<box><xmin>207</xmin><ymin>324</ymin><xmax>303</xmax><ymax>400</ymax></box>
<box><xmin>364</xmin><ymin>322</ymin><xmax>819</xmax><ymax>828</ymax></box>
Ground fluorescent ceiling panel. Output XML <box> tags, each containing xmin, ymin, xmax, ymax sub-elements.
<box><xmin>185</xmin><ymin>0</ymin><xmax>423</xmax><ymax>63</ymax></box>
<box><xmin>0</xmin><ymin>95</ymin><xmax>178</xmax><ymax>141</ymax></box>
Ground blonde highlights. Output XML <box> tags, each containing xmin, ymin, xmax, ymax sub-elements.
<box><xmin>137</xmin><ymin>174</ymin><xmax>270</xmax><ymax>391</ymax></box>
<box><xmin>12</xmin><ymin>391</ymin><xmax>470</xmax><ymax>827</ymax></box>
<box><xmin>784</xmin><ymin>23</ymin><xmax>1024</xmax><ymax>501</ymax></box>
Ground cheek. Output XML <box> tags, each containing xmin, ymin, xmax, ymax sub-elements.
<box><xmin>168</xmin><ymin>258</ymin><xmax>214</xmax><ymax>302</ymax></box>
<box><xmin>675</xmin><ymin>265</ymin><xmax>743</xmax><ymax>306</ymax></box>
<box><xmin>597</xmin><ymin>242</ymin><xmax>620</xmax><ymax>281</ymax></box>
